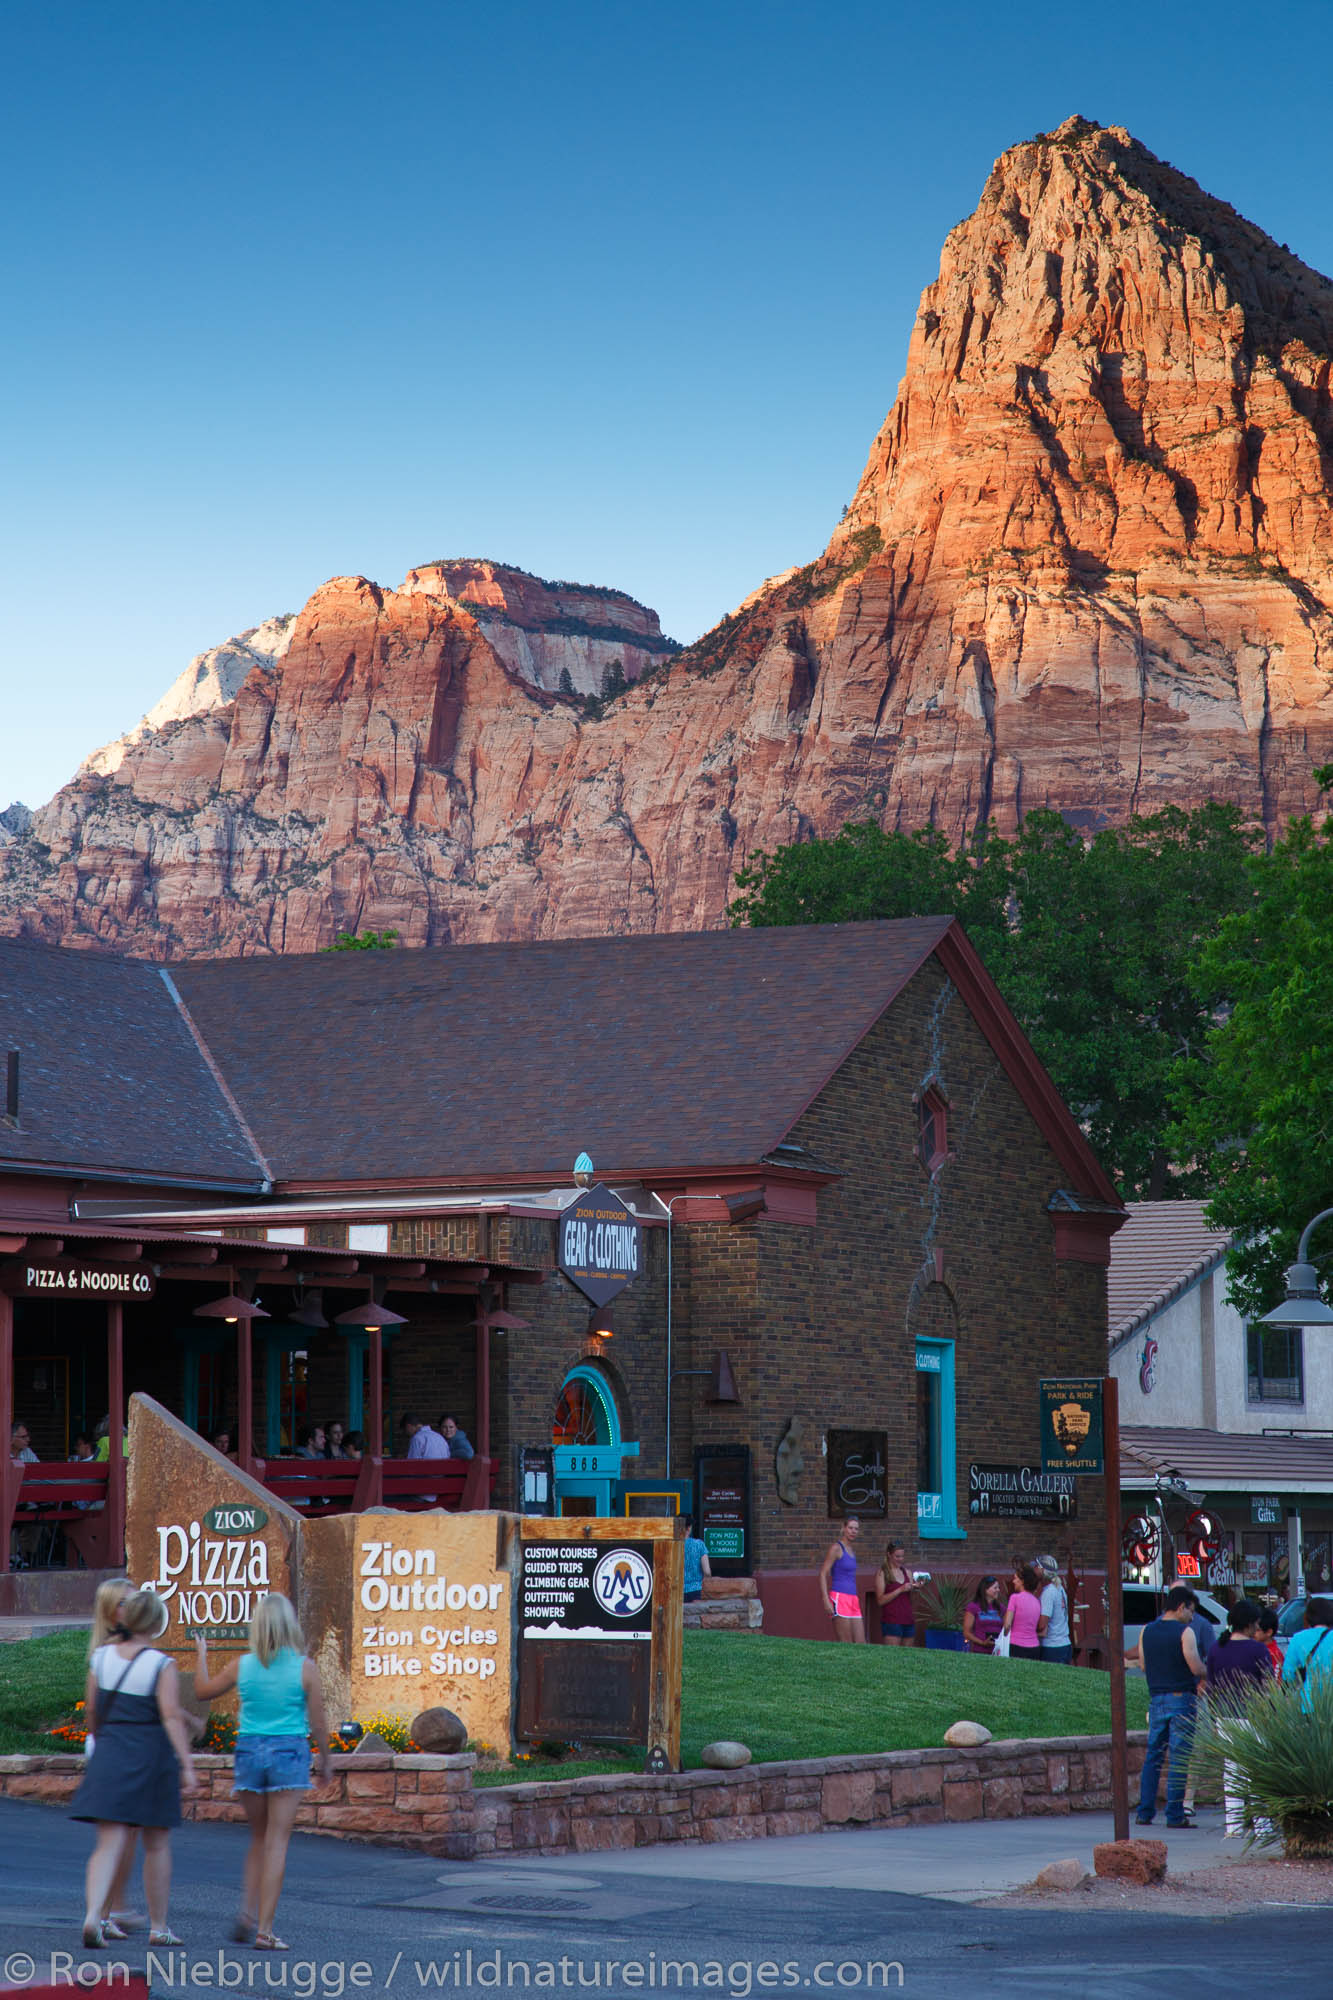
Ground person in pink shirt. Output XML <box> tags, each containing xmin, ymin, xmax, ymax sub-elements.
<box><xmin>1001</xmin><ymin>1563</ymin><xmax>1045</xmax><ymax>1660</ymax></box>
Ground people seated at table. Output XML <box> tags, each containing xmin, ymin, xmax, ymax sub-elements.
<box><xmin>208</xmin><ymin>1427</ymin><xmax>233</xmax><ymax>1458</ymax></box>
<box><xmin>294</xmin><ymin>1425</ymin><xmax>326</xmax><ymax>1459</ymax></box>
<box><xmin>9</xmin><ymin>1421</ymin><xmax>40</xmax><ymax>1566</ymax></box>
<box><xmin>438</xmin><ymin>1415</ymin><xmax>474</xmax><ymax>1459</ymax></box>
<box><xmin>342</xmin><ymin>1432</ymin><xmax>365</xmax><ymax>1460</ymax></box>
<box><xmin>72</xmin><ymin>1432</ymin><xmax>96</xmax><ymax>1462</ymax></box>
<box><xmin>93</xmin><ymin>1416</ymin><xmax>129</xmax><ymax>1460</ymax></box>
<box><xmin>400</xmin><ymin>1414</ymin><xmax>448</xmax><ymax>1459</ymax></box>
<box><xmin>325</xmin><ymin>1421</ymin><xmax>348</xmax><ymax>1459</ymax></box>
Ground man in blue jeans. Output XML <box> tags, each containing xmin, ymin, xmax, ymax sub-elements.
<box><xmin>1126</xmin><ymin>1584</ymin><xmax>1208</xmax><ymax>1827</ymax></box>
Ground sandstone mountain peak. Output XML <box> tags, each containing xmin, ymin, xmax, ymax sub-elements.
<box><xmin>2</xmin><ymin>126</ymin><xmax>1331</xmax><ymax>954</ymax></box>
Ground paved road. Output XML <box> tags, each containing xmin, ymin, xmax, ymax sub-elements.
<box><xmin>0</xmin><ymin>1798</ymin><xmax>1326</xmax><ymax>2000</ymax></box>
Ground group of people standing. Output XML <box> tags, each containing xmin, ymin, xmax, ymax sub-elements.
<box><xmin>817</xmin><ymin>1519</ymin><xmax>1072</xmax><ymax>1661</ymax></box>
<box><xmin>1130</xmin><ymin>1585</ymin><xmax>1333</xmax><ymax>1830</ymax></box>
<box><xmin>71</xmin><ymin>1581</ymin><xmax>329</xmax><ymax>1951</ymax></box>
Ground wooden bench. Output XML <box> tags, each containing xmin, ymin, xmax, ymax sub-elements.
<box><xmin>7</xmin><ymin>1460</ymin><xmax>112</xmax><ymax>1567</ymax></box>
<box><xmin>257</xmin><ymin>1454</ymin><xmax>495</xmax><ymax>1514</ymax></box>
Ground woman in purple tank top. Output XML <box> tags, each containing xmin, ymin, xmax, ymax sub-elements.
<box><xmin>819</xmin><ymin>1515</ymin><xmax>865</xmax><ymax>1642</ymax></box>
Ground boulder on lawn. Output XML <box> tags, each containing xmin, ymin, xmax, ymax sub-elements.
<box><xmin>701</xmin><ymin>1741</ymin><xmax>752</xmax><ymax>1769</ymax></box>
<box><xmin>408</xmin><ymin>1707</ymin><xmax>469</xmax><ymax>1754</ymax></box>
<box><xmin>1033</xmin><ymin>1858</ymin><xmax>1086</xmax><ymax>1891</ymax></box>
<box><xmin>1093</xmin><ymin>1839</ymin><xmax>1167</xmax><ymax>1885</ymax></box>
<box><xmin>943</xmin><ymin>1720</ymin><xmax>992</xmax><ymax>1748</ymax></box>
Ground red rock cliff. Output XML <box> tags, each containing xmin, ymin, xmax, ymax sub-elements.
<box><xmin>3</xmin><ymin>117</ymin><xmax>1332</xmax><ymax>955</ymax></box>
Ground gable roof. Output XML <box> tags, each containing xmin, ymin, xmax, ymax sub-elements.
<box><xmin>169</xmin><ymin>921</ymin><xmax>953</xmax><ymax>1185</ymax></box>
<box><xmin>1108</xmin><ymin>1201</ymin><xmax>1231</xmax><ymax>1346</ymax></box>
<box><xmin>167</xmin><ymin>920</ymin><xmax>1123</xmax><ymax>1200</ymax></box>
<box><xmin>0</xmin><ymin>939</ymin><xmax>268</xmax><ymax>1190</ymax></box>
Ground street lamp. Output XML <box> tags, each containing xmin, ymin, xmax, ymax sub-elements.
<box><xmin>1260</xmin><ymin>1208</ymin><xmax>1333</xmax><ymax>1327</ymax></box>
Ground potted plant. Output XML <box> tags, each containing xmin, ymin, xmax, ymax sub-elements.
<box><xmin>917</xmin><ymin>1574</ymin><xmax>971</xmax><ymax>1652</ymax></box>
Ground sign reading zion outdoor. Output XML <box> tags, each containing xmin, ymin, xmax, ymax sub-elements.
<box><xmin>557</xmin><ymin>1182</ymin><xmax>641</xmax><ymax>1305</ymax></box>
<box><xmin>521</xmin><ymin>1540</ymin><xmax>655</xmax><ymax>1638</ymax></box>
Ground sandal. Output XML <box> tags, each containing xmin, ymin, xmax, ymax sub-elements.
<box><xmin>102</xmin><ymin>1919</ymin><xmax>131</xmax><ymax>1942</ymax></box>
<box><xmin>254</xmin><ymin>1933</ymin><xmax>290</xmax><ymax>1951</ymax></box>
<box><xmin>149</xmin><ymin>1929</ymin><xmax>184</xmax><ymax>1947</ymax></box>
<box><xmin>81</xmin><ymin>1921</ymin><xmax>106</xmax><ymax>1950</ymax></box>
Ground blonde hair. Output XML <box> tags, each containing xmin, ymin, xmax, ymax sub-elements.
<box><xmin>117</xmin><ymin>1588</ymin><xmax>170</xmax><ymax>1641</ymax></box>
<box><xmin>250</xmin><ymin>1592</ymin><xmax>304</xmax><ymax>1666</ymax></box>
<box><xmin>89</xmin><ymin>1578</ymin><xmax>130</xmax><ymax>1658</ymax></box>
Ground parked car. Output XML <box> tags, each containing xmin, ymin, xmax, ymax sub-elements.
<box><xmin>1122</xmin><ymin>1586</ymin><xmax>1227</xmax><ymax>1666</ymax></box>
<box><xmin>1277</xmin><ymin>1596</ymin><xmax>1312</xmax><ymax>1656</ymax></box>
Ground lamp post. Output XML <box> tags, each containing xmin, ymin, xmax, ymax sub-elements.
<box><xmin>1259</xmin><ymin>1211</ymin><xmax>1333</xmax><ymax>1600</ymax></box>
<box><xmin>1259</xmin><ymin>1209</ymin><xmax>1333</xmax><ymax>1329</ymax></box>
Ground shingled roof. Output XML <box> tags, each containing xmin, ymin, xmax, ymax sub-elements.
<box><xmin>170</xmin><ymin>921</ymin><xmax>957</xmax><ymax>1185</ymax></box>
<box><xmin>1108</xmin><ymin>1201</ymin><xmax>1231</xmax><ymax>1347</ymax></box>
<box><xmin>0</xmin><ymin>939</ymin><xmax>267</xmax><ymax>1190</ymax></box>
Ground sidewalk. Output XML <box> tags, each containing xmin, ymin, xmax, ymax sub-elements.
<box><xmin>435</xmin><ymin>1808</ymin><xmax>1245</xmax><ymax>1902</ymax></box>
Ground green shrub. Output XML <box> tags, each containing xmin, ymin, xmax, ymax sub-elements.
<box><xmin>1192</xmin><ymin>1673</ymin><xmax>1333</xmax><ymax>1855</ymax></box>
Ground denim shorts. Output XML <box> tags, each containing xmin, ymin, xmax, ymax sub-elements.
<box><xmin>881</xmin><ymin>1621</ymin><xmax>915</xmax><ymax>1638</ymax></box>
<box><xmin>233</xmin><ymin>1733</ymin><xmax>311</xmax><ymax>1794</ymax></box>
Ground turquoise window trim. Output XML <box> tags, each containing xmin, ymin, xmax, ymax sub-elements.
<box><xmin>916</xmin><ymin>1337</ymin><xmax>965</xmax><ymax>1540</ymax></box>
<box><xmin>561</xmin><ymin>1364</ymin><xmax>621</xmax><ymax>1446</ymax></box>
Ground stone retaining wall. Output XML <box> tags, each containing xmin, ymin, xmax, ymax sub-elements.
<box><xmin>0</xmin><ymin>1733</ymin><xmax>1147</xmax><ymax>1860</ymax></box>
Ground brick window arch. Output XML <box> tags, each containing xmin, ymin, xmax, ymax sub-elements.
<box><xmin>916</xmin><ymin>1084</ymin><xmax>950</xmax><ymax>1176</ymax></box>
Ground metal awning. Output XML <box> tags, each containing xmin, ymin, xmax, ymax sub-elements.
<box><xmin>1121</xmin><ymin>1424</ymin><xmax>1333</xmax><ymax>1495</ymax></box>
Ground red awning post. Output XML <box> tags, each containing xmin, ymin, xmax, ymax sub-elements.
<box><xmin>476</xmin><ymin>1317</ymin><xmax>491</xmax><ymax>1462</ymax></box>
<box><xmin>0</xmin><ymin>1290</ymin><xmax>13</xmax><ymax>1574</ymax></box>
<box><xmin>106</xmin><ymin>1301</ymin><xmax>125</xmax><ymax>1566</ymax></box>
<box><xmin>366</xmin><ymin>1322</ymin><xmax>384</xmax><ymax>1507</ymax></box>
<box><xmin>237</xmin><ymin>1313</ymin><xmax>255</xmax><ymax>1478</ymax></box>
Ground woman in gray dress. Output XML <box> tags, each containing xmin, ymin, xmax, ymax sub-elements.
<box><xmin>71</xmin><ymin>1588</ymin><xmax>198</xmax><ymax>1949</ymax></box>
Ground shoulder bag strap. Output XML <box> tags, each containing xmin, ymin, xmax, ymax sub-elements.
<box><xmin>95</xmin><ymin>1649</ymin><xmax>141</xmax><ymax>1730</ymax></box>
<box><xmin>1299</xmin><ymin>1626</ymin><xmax>1333</xmax><ymax>1684</ymax></box>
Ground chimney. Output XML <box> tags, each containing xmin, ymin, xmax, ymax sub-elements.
<box><xmin>5</xmin><ymin>1049</ymin><xmax>17</xmax><ymax>1124</ymax></box>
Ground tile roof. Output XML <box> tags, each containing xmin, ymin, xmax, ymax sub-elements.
<box><xmin>1121</xmin><ymin>1424</ymin><xmax>1333</xmax><ymax>1491</ymax></box>
<box><xmin>170</xmin><ymin>921</ymin><xmax>958</xmax><ymax>1184</ymax></box>
<box><xmin>1107</xmin><ymin>1201</ymin><xmax>1231</xmax><ymax>1345</ymax></box>
<box><xmin>0</xmin><ymin>940</ymin><xmax>267</xmax><ymax>1190</ymax></box>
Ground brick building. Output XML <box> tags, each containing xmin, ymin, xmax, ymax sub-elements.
<box><xmin>3</xmin><ymin>921</ymin><xmax>1122</xmax><ymax>1593</ymax></box>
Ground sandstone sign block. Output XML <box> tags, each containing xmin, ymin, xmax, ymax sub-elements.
<box><xmin>1093</xmin><ymin>1839</ymin><xmax>1167</xmax><ymax>1885</ymax></box>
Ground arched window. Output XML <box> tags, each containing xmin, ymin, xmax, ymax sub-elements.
<box><xmin>552</xmin><ymin>1364</ymin><xmax>621</xmax><ymax>1447</ymax></box>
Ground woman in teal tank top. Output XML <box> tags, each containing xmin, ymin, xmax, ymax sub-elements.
<box><xmin>196</xmin><ymin>1594</ymin><xmax>331</xmax><ymax>1951</ymax></box>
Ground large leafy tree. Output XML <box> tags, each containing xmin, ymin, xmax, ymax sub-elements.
<box><xmin>732</xmin><ymin>803</ymin><xmax>1259</xmax><ymax>1200</ymax></box>
<box><xmin>1169</xmin><ymin>800</ymin><xmax>1333</xmax><ymax>1317</ymax></box>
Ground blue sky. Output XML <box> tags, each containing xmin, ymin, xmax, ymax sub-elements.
<box><xmin>4</xmin><ymin>0</ymin><xmax>1332</xmax><ymax>807</ymax></box>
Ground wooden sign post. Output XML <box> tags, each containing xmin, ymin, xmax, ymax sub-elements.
<box><xmin>518</xmin><ymin>1516</ymin><xmax>683</xmax><ymax>1771</ymax></box>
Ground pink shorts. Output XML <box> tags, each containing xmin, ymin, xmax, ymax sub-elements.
<box><xmin>830</xmin><ymin>1592</ymin><xmax>861</xmax><ymax>1619</ymax></box>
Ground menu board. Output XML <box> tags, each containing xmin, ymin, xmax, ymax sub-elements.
<box><xmin>694</xmin><ymin>1445</ymin><xmax>751</xmax><ymax>1576</ymax></box>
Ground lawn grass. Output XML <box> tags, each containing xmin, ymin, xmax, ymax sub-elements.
<box><xmin>0</xmin><ymin>1629</ymin><xmax>88</xmax><ymax>1754</ymax></box>
<box><xmin>0</xmin><ymin>1628</ymin><xmax>1150</xmax><ymax>1771</ymax></box>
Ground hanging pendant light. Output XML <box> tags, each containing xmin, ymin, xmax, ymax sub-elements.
<box><xmin>333</xmin><ymin>1300</ymin><xmax>408</xmax><ymax>1333</ymax></box>
<box><xmin>193</xmin><ymin>1293</ymin><xmax>270</xmax><ymax>1325</ymax></box>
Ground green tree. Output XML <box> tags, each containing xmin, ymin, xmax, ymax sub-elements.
<box><xmin>1169</xmin><ymin>800</ymin><xmax>1333</xmax><ymax>1316</ymax></box>
<box><xmin>322</xmin><ymin>928</ymin><xmax>400</xmax><ymax>951</ymax></box>
<box><xmin>601</xmin><ymin>659</ymin><xmax>627</xmax><ymax>701</ymax></box>
<box><xmin>733</xmin><ymin>803</ymin><xmax>1258</xmax><ymax>1199</ymax></box>
<box><xmin>557</xmin><ymin>667</ymin><xmax>575</xmax><ymax>698</ymax></box>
